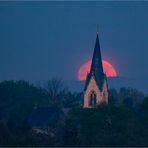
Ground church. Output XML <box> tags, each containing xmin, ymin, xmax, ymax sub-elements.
<box><xmin>84</xmin><ymin>34</ymin><xmax>108</xmax><ymax>108</ymax></box>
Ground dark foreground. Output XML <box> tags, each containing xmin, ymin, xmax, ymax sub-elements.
<box><xmin>0</xmin><ymin>79</ymin><xmax>148</xmax><ymax>147</ymax></box>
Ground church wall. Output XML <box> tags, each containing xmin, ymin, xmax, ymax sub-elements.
<box><xmin>102</xmin><ymin>80</ymin><xmax>108</xmax><ymax>103</ymax></box>
<box><xmin>84</xmin><ymin>76</ymin><xmax>108</xmax><ymax>108</ymax></box>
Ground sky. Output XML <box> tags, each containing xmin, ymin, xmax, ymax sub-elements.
<box><xmin>0</xmin><ymin>1</ymin><xmax>148</xmax><ymax>82</ymax></box>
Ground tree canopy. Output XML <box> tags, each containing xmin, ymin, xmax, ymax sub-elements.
<box><xmin>0</xmin><ymin>80</ymin><xmax>148</xmax><ymax>147</ymax></box>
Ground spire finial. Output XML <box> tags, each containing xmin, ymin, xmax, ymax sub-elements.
<box><xmin>97</xmin><ymin>24</ymin><xmax>99</xmax><ymax>35</ymax></box>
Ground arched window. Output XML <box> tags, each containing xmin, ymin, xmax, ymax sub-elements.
<box><xmin>89</xmin><ymin>91</ymin><xmax>97</xmax><ymax>106</ymax></box>
<box><xmin>103</xmin><ymin>91</ymin><xmax>106</xmax><ymax>99</ymax></box>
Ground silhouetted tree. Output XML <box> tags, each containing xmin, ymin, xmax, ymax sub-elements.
<box><xmin>0</xmin><ymin>80</ymin><xmax>148</xmax><ymax>147</ymax></box>
<box><xmin>0</xmin><ymin>80</ymin><xmax>49</xmax><ymax>125</ymax></box>
<box><xmin>119</xmin><ymin>87</ymin><xmax>144</xmax><ymax>107</ymax></box>
<box><xmin>45</xmin><ymin>78</ymin><xmax>68</xmax><ymax>105</ymax></box>
<box><xmin>108</xmin><ymin>88</ymin><xmax>118</xmax><ymax>105</ymax></box>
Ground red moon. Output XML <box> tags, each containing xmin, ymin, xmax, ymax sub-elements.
<box><xmin>78</xmin><ymin>60</ymin><xmax>117</xmax><ymax>81</ymax></box>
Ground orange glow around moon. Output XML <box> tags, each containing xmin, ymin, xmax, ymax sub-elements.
<box><xmin>78</xmin><ymin>60</ymin><xmax>117</xmax><ymax>81</ymax></box>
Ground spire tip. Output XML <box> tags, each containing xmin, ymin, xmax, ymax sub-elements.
<box><xmin>97</xmin><ymin>25</ymin><xmax>99</xmax><ymax>35</ymax></box>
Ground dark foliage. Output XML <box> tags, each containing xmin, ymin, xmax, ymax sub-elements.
<box><xmin>0</xmin><ymin>80</ymin><xmax>49</xmax><ymax>125</ymax></box>
<box><xmin>0</xmin><ymin>80</ymin><xmax>148</xmax><ymax>147</ymax></box>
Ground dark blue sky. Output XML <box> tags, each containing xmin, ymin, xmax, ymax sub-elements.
<box><xmin>0</xmin><ymin>1</ymin><xmax>148</xmax><ymax>82</ymax></box>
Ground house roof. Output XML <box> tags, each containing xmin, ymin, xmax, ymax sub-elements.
<box><xmin>28</xmin><ymin>106</ymin><xmax>64</xmax><ymax>128</ymax></box>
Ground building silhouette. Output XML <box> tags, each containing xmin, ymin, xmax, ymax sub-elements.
<box><xmin>84</xmin><ymin>34</ymin><xmax>108</xmax><ymax>108</ymax></box>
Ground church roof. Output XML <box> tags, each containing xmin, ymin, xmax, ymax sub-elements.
<box><xmin>84</xmin><ymin>34</ymin><xmax>105</xmax><ymax>91</ymax></box>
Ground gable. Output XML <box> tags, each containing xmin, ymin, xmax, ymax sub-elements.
<box><xmin>85</xmin><ymin>75</ymin><xmax>100</xmax><ymax>93</ymax></box>
<box><xmin>84</xmin><ymin>72</ymin><xmax>105</xmax><ymax>92</ymax></box>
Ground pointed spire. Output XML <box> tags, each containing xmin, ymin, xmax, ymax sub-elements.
<box><xmin>90</xmin><ymin>33</ymin><xmax>104</xmax><ymax>75</ymax></box>
<box><xmin>84</xmin><ymin>33</ymin><xmax>105</xmax><ymax>91</ymax></box>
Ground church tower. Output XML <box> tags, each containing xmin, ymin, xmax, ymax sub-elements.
<box><xmin>84</xmin><ymin>33</ymin><xmax>108</xmax><ymax>108</ymax></box>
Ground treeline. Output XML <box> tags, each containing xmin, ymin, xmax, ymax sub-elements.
<box><xmin>0</xmin><ymin>79</ymin><xmax>148</xmax><ymax>146</ymax></box>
